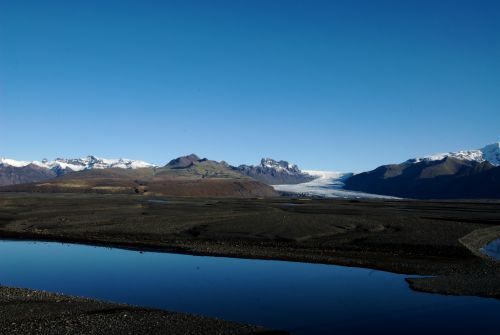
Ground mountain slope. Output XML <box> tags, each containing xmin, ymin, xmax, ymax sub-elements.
<box><xmin>1</xmin><ymin>155</ymin><xmax>278</xmax><ymax>198</ymax></box>
<box><xmin>344</xmin><ymin>156</ymin><xmax>500</xmax><ymax>199</ymax></box>
<box><xmin>0</xmin><ymin>164</ymin><xmax>57</xmax><ymax>187</ymax></box>
<box><xmin>161</xmin><ymin>155</ymin><xmax>244</xmax><ymax>179</ymax></box>
<box><xmin>237</xmin><ymin>158</ymin><xmax>315</xmax><ymax>185</ymax></box>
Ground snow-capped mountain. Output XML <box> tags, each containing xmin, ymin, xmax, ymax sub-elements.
<box><xmin>0</xmin><ymin>158</ymin><xmax>32</xmax><ymax>168</ymax></box>
<box><xmin>260</xmin><ymin>158</ymin><xmax>303</xmax><ymax>174</ymax></box>
<box><xmin>237</xmin><ymin>158</ymin><xmax>315</xmax><ymax>185</ymax></box>
<box><xmin>344</xmin><ymin>142</ymin><xmax>500</xmax><ymax>199</ymax></box>
<box><xmin>0</xmin><ymin>155</ymin><xmax>157</xmax><ymax>187</ymax></box>
<box><xmin>408</xmin><ymin>142</ymin><xmax>500</xmax><ymax>166</ymax></box>
<box><xmin>0</xmin><ymin>156</ymin><xmax>156</xmax><ymax>173</ymax></box>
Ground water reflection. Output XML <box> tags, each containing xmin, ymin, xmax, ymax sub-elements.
<box><xmin>0</xmin><ymin>240</ymin><xmax>498</xmax><ymax>334</ymax></box>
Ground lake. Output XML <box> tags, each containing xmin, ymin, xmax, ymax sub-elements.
<box><xmin>0</xmin><ymin>240</ymin><xmax>499</xmax><ymax>334</ymax></box>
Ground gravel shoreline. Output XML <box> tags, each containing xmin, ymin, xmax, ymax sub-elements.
<box><xmin>0</xmin><ymin>286</ymin><xmax>284</xmax><ymax>335</ymax></box>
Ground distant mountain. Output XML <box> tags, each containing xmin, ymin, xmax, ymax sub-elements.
<box><xmin>166</xmin><ymin>154</ymin><xmax>201</xmax><ymax>169</ymax></box>
<box><xmin>237</xmin><ymin>158</ymin><xmax>315</xmax><ymax>185</ymax></box>
<box><xmin>407</xmin><ymin>142</ymin><xmax>500</xmax><ymax>166</ymax></box>
<box><xmin>1</xmin><ymin>156</ymin><xmax>155</xmax><ymax>173</ymax></box>
<box><xmin>160</xmin><ymin>154</ymin><xmax>245</xmax><ymax>179</ymax></box>
<box><xmin>344</xmin><ymin>143</ymin><xmax>500</xmax><ymax>199</ymax></box>
<box><xmin>0</xmin><ymin>156</ymin><xmax>156</xmax><ymax>186</ymax></box>
<box><xmin>0</xmin><ymin>164</ymin><xmax>57</xmax><ymax>187</ymax></box>
<box><xmin>0</xmin><ymin>154</ymin><xmax>310</xmax><ymax>190</ymax></box>
<box><xmin>1</xmin><ymin>154</ymin><xmax>277</xmax><ymax>198</ymax></box>
<box><xmin>5</xmin><ymin>144</ymin><xmax>500</xmax><ymax>199</ymax></box>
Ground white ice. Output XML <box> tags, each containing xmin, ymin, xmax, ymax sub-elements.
<box><xmin>272</xmin><ymin>170</ymin><xmax>400</xmax><ymax>199</ymax></box>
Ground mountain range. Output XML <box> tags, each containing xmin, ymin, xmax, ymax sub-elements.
<box><xmin>2</xmin><ymin>142</ymin><xmax>499</xmax><ymax>199</ymax></box>
<box><xmin>0</xmin><ymin>155</ymin><xmax>313</xmax><ymax>185</ymax></box>
<box><xmin>0</xmin><ymin>156</ymin><xmax>155</xmax><ymax>173</ymax></box>
<box><xmin>0</xmin><ymin>156</ymin><xmax>155</xmax><ymax>187</ymax></box>
<box><xmin>0</xmin><ymin>155</ymin><xmax>313</xmax><ymax>198</ymax></box>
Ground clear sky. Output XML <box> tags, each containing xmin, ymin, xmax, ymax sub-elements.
<box><xmin>1</xmin><ymin>0</ymin><xmax>499</xmax><ymax>172</ymax></box>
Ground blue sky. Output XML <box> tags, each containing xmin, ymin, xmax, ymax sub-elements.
<box><xmin>1</xmin><ymin>0</ymin><xmax>499</xmax><ymax>171</ymax></box>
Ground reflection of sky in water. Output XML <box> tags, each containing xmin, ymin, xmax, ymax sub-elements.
<box><xmin>481</xmin><ymin>239</ymin><xmax>500</xmax><ymax>260</ymax></box>
<box><xmin>0</xmin><ymin>241</ymin><xmax>499</xmax><ymax>335</ymax></box>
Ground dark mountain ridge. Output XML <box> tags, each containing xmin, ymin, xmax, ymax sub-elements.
<box><xmin>166</xmin><ymin>154</ymin><xmax>202</xmax><ymax>169</ymax></box>
<box><xmin>0</xmin><ymin>164</ymin><xmax>57</xmax><ymax>187</ymax></box>
<box><xmin>344</xmin><ymin>157</ymin><xmax>500</xmax><ymax>199</ymax></box>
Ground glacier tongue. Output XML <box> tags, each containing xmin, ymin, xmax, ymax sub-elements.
<box><xmin>273</xmin><ymin>170</ymin><xmax>399</xmax><ymax>199</ymax></box>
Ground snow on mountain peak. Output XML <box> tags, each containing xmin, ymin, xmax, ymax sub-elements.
<box><xmin>51</xmin><ymin>156</ymin><xmax>156</xmax><ymax>170</ymax></box>
<box><xmin>0</xmin><ymin>156</ymin><xmax>156</xmax><ymax>172</ymax></box>
<box><xmin>0</xmin><ymin>158</ymin><xmax>32</xmax><ymax>168</ymax></box>
<box><xmin>409</xmin><ymin>142</ymin><xmax>500</xmax><ymax>166</ymax></box>
<box><xmin>260</xmin><ymin>158</ymin><xmax>301</xmax><ymax>174</ymax></box>
<box><xmin>481</xmin><ymin>142</ymin><xmax>500</xmax><ymax>166</ymax></box>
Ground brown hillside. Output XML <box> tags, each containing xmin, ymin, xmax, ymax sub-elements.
<box><xmin>0</xmin><ymin>160</ymin><xmax>278</xmax><ymax>198</ymax></box>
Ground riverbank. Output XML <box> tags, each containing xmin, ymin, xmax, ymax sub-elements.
<box><xmin>0</xmin><ymin>286</ymin><xmax>279</xmax><ymax>335</ymax></box>
<box><xmin>1</xmin><ymin>193</ymin><xmax>499</xmax><ymax>299</ymax></box>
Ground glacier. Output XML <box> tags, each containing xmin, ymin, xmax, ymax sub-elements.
<box><xmin>272</xmin><ymin>170</ymin><xmax>399</xmax><ymax>199</ymax></box>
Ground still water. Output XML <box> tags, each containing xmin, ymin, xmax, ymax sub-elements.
<box><xmin>481</xmin><ymin>238</ymin><xmax>500</xmax><ymax>260</ymax></box>
<box><xmin>0</xmin><ymin>240</ymin><xmax>499</xmax><ymax>334</ymax></box>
